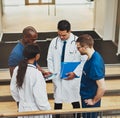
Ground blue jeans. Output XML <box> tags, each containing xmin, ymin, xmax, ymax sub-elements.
<box><xmin>81</xmin><ymin>99</ymin><xmax>101</xmax><ymax>118</ymax></box>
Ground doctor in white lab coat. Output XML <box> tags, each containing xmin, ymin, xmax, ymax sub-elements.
<box><xmin>47</xmin><ymin>20</ymin><xmax>87</xmax><ymax>118</ymax></box>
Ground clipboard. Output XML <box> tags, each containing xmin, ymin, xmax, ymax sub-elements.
<box><xmin>60</xmin><ymin>62</ymin><xmax>80</xmax><ymax>79</ymax></box>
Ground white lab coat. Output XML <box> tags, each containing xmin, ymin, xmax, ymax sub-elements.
<box><xmin>10</xmin><ymin>64</ymin><xmax>52</xmax><ymax>118</ymax></box>
<box><xmin>47</xmin><ymin>33</ymin><xmax>87</xmax><ymax>103</ymax></box>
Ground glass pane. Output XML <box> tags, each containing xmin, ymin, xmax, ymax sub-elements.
<box><xmin>29</xmin><ymin>0</ymin><xmax>39</xmax><ymax>3</ymax></box>
<box><xmin>41</xmin><ymin>0</ymin><xmax>52</xmax><ymax>3</ymax></box>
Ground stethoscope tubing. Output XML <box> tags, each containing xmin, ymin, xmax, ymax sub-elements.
<box><xmin>55</xmin><ymin>35</ymin><xmax>76</xmax><ymax>49</ymax></box>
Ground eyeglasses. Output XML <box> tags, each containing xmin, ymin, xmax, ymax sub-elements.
<box><xmin>77</xmin><ymin>46</ymin><xmax>82</xmax><ymax>50</ymax></box>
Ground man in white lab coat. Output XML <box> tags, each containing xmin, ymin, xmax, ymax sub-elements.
<box><xmin>47</xmin><ymin>20</ymin><xmax>87</xmax><ymax>118</ymax></box>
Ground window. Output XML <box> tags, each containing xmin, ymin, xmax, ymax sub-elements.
<box><xmin>25</xmin><ymin>0</ymin><xmax>55</xmax><ymax>5</ymax></box>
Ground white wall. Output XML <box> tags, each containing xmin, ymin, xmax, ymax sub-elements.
<box><xmin>3</xmin><ymin>0</ymin><xmax>24</xmax><ymax>6</ymax></box>
<box><xmin>94</xmin><ymin>0</ymin><xmax>105</xmax><ymax>38</ymax></box>
<box><xmin>117</xmin><ymin>26</ymin><xmax>120</xmax><ymax>55</ymax></box>
<box><xmin>55</xmin><ymin>0</ymin><xmax>90</xmax><ymax>4</ymax></box>
<box><xmin>3</xmin><ymin>0</ymin><xmax>89</xmax><ymax>5</ymax></box>
<box><xmin>94</xmin><ymin>0</ymin><xmax>118</xmax><ymax>41</ymax></box>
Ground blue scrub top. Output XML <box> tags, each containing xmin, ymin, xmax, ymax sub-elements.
<box><xmin>80</xmin><ymin>51</ymin><xmax>105</xmax><ymax>99</ymax></box>
<box><xmin>8</xmin><ymin>42</ymin><xmax>24</xmax><ymax>67</ymax></box>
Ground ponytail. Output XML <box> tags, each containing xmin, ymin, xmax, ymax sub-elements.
<box><xmin>16</xmin><ymin>59</ymin><xmax>27</xmax><ymax>88</ymax></box>
<box><xmin>16</xmin><ymin>43</ymin><xmax>40</xmax><ymax>88</ymax></box>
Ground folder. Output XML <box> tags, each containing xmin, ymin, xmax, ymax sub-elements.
<box><xmin>60</xmin><ymin>62</ymin><xmax>80</xmax><ymax>79</ymax></box>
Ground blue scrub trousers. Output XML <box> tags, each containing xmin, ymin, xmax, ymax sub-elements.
<box><xmin>81</xmin><ymin>99</ymin><xmax>101</xmax><ymax>118</ymax></box>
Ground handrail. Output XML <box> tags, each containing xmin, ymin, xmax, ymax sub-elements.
<box><xmin>1</xmin><ymin>39</ymin><xmax>50</xmax><ymax>43</ymax></box>
<box><xmin>1</xmin><ymin>106</ymin><xmax>120</xmax><ymax>117</ymax></box>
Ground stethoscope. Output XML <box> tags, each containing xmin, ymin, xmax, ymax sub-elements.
<box><xmin>54</xmin><ymin>35</ymin><xmax>76</xmax><ymax>49</ymax></box>
<box><xmin>54</xmin><ymin>35</ymin><xmax>77</xmax><ymax>54</ymax></box>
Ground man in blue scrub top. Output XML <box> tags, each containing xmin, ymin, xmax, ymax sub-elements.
<box><xmin>76</xmin><ymin>34</ymin><xmax>106</xmax><ymax>118</ymax></box>
<box><xmin>8</xmin><ymin>26</ymin><xmax>50</xmax><ymax>77</ymax></box>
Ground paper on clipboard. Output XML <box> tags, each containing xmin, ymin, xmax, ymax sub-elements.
<box><xmin>60</xmin><ymin>62</ymin><xmax>80</xmax><ymax>79</ymax></box>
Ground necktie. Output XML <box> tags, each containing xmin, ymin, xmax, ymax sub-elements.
<box><xmin>61</xmin><ymin>41</ymin><xmax>66</xmax><ymax>62</ymax></box>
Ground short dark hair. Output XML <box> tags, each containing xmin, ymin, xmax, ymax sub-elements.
<box><xmin>57</xmin><ymin>20</ymin><xmax>71</xmax><ymax>32</ymax></box>
<box><xmin>23</xmin><ymin>26</ymin><xmax>37</xmax><ymax>37</ymax></box>
<box><xmin>76</xmin><ymin>34</ymin><xmax>94</xmax><ymax>48</ymax></box>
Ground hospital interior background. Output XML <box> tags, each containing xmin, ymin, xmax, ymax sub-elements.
<box><xmin>0</xmin><ymin>0</ymin><xmax>120</xmax><ymax>117</ymax></box>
